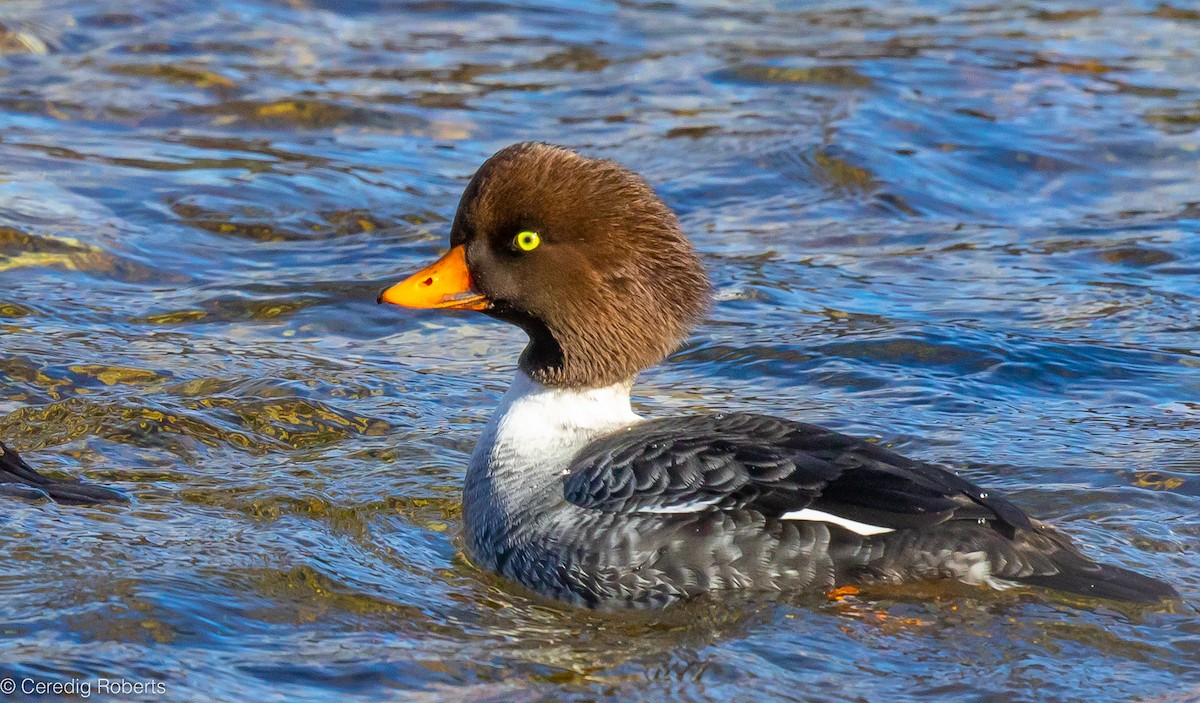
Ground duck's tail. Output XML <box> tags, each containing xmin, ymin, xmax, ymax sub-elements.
<box><xmin>0</xmin><ymin>441</ymin><xmax>127</xmax><ymax>505</ymax></box>
<box><xmin>1007</xmin><ymin>521</ymin><xmax>1178</xmax><ymax>604</ymax></box>
<box><xmin>865</xmin><ymin>519</ymin><xmax>1178</xmax><ymax>605</ymax></box>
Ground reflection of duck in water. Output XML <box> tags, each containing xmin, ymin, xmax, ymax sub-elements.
<box><xmin>0</xmin><ymin>441</ymin><xmax>124</xmax><ymax>504</ymax></box>
<box><xmin>379</xmin><ymin>142</ymin><xmax>1178</xmax><ymax>609</ymax></box>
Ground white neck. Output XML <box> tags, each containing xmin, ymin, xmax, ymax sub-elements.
<box><xmin>467</xmin><ymin>371</ymin><xmax>642</xmax><ymax>501</ymax></box>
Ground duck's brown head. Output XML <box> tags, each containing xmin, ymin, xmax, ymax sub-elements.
<box><xmin>379</xmin><ymin>142</ymin><xmax>711</xmax><ymax>389</ymax></box>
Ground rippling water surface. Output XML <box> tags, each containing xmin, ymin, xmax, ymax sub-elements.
<box><xmin>1</xmin><ymin>0</ymin><xmax>1198</xmax><ymax>700</ymax></box>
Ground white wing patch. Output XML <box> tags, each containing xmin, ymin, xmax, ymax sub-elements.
<box><xmin>634</xmin><ymin>496</ymin><xmax>724</xmax><ymax>514</ymax></box>
<box><xmin>781</xmin><ymin>508</ymin><xmax>895</xmax><ymax>536</ymax></box>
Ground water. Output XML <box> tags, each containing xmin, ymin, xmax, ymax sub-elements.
<box><xmin>1</xmin><ymin>0</ymin><xmax>1198</xmax><ymax>700</ymax></box>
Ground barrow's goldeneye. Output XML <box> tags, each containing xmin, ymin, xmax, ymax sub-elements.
<box><xmin>378</xmin><ymin>142</ymin><xmax>1177</xmax><ymax>609</ymax></box>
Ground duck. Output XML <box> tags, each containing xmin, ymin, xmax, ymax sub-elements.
<box><xmin>0</xmin><ymin>440</ymin><xmax>125</xmax><ymax>504</ymax></box>
<box><xmin>378</xmin><ymin>141</ymin><xmax>1178</xmax><ymax>610</ymax></box>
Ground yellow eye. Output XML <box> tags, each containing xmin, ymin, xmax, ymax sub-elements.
<box><xmin>514</xmin><ymin>230</ymin><xmax>540</xmax><ymax>252</ymax></box>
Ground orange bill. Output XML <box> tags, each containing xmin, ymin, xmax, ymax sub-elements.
<box><xmin>377</xmin><ymin>245</ymin><xmax>490</xmax><ymax>310</ymax></box>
